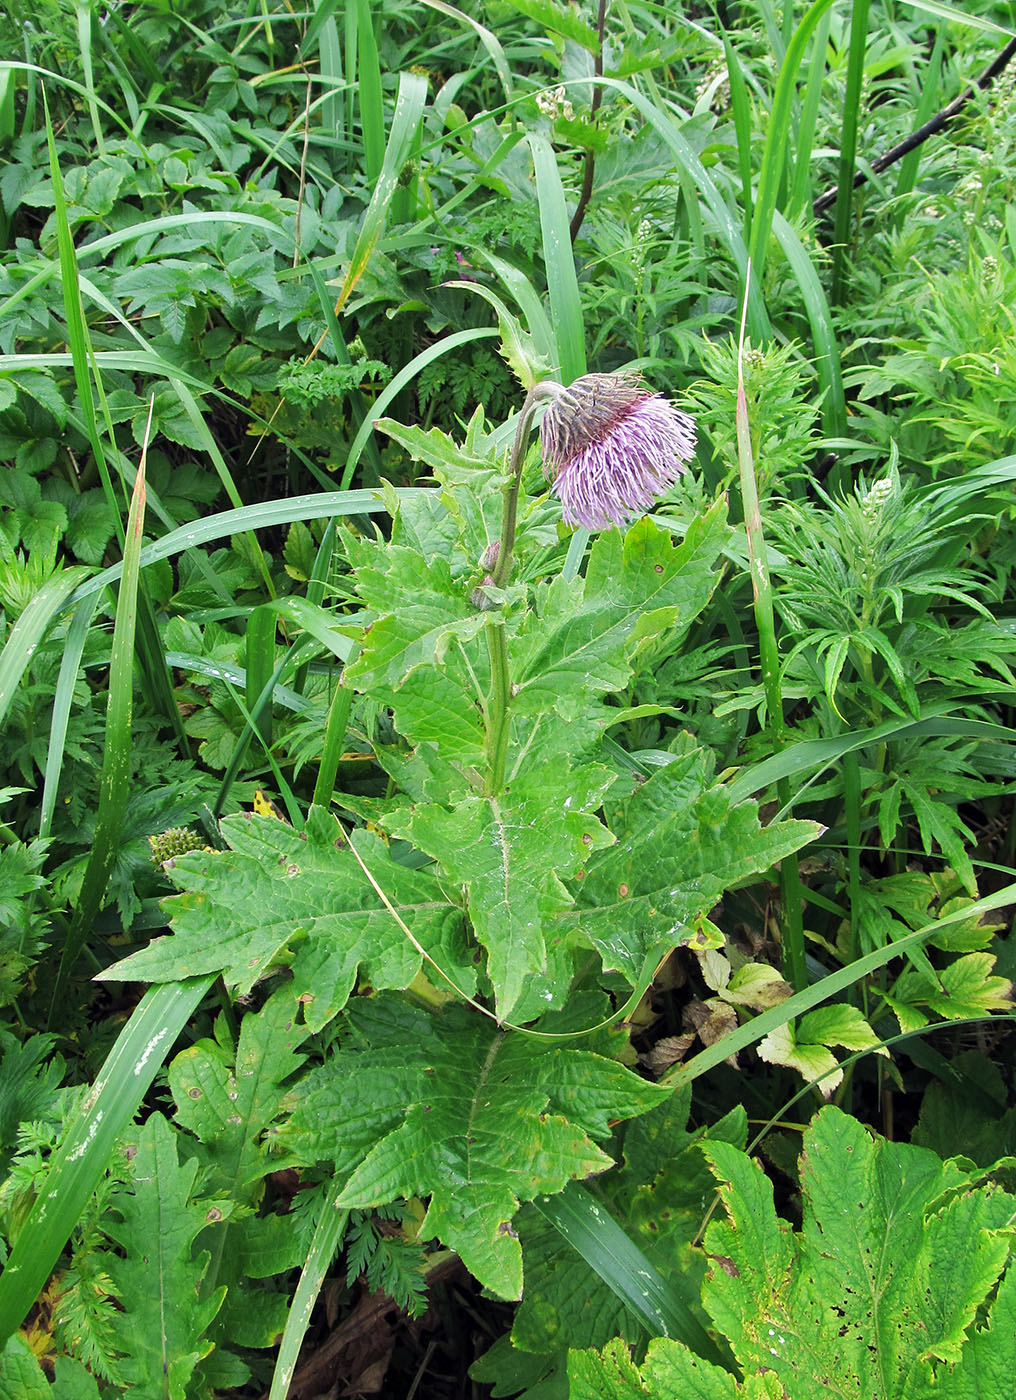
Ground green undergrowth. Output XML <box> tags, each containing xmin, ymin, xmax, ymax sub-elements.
<box><xmin>1</xmin><ymin>0</ymin><xmax>1015</xmax><ymax>1394</ymax></box>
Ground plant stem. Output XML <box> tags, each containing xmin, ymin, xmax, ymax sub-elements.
<box><xmin>736</xmin><ymin>289</ymin><xmax>807</xmax><ymax>993</ymax></box>
<box><xmin>568</xmin><ymin>0</ymin><xmax>607</xmax><ymax>243</ymax></box>
<box><xmin>484</xmin><ymin>382</ymin><xmax>558</xmax><ymax>795</ymax></box>
<box><xmin>491</xmin><ymin>382</ymin><xmax>558</xmax><ymax>590</ymax></box>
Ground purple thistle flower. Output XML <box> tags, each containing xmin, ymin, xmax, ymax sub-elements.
<box><xmin>539</xmin><ymin>373</ymin><xmax>696</xmax><ymax>530</ymax></box>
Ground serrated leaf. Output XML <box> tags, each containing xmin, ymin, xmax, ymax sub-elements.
<box><xmin>374</xmin><ymin>417</ymin><xmax>493</xmax><ymax>476</ymax></box>
<box><xmin>344</xmin><ymin>538</ymin><xmax>489</xmax><ymax>760</ymax></box>
<box><xmin>796</xmin><ymin>1003</ymin><xmax>886</xmax><ymax>1054</ymax></box>
<box><xmin>756</xmin><ymin>1022</ymin><xmax>840</xmax><ymax>1091</ymax></box>
<box><xmin>563</xmin><ymin>742</ymin><xmax>819</xmax><ymax>984</ymax></box>
<box><xmin>282</xmin><ymin>995</ymin><xmax>668</xmax><ymax>1299</ymax></box>
<box><xmin>105</xmin><ymin>1113</ymin><xmax>225</xmax><ymax>1398</ymax></box>
<box><xmin>755</xmin><ymin>1005</ymin><xmax>884</xmax><ymax>1096</ymax></box>
<box><xmin>700</xmin><ymin>1107</ymin><xmax>1013</xmax><ymax>1399</ymax></box>
<box><xmin>169</xmin><ymin>988</ymin><xmax>307</xmax><ymax>1201</ymax></box>
<box><xmin>385</xmin><ymin>763</ymin><xmax>615</xmax><ymax>1019</ymax></box>
<box><xmin>923</xmin><ymin>952</ymin><xmax>1013</xmax><ymax>1019</ymax></box>
<box><xmin>99</xmin><ymin>808</ymin><xmax>471</xmax><ymax>1031</ymax></box>
<box><xmin>511</xmin><ymin>505</ymin><xmax>726</xmax><ymax>735</ymax></box>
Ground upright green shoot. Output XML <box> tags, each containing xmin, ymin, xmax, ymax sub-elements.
<box><xmin>735</xmin><ymin>269</ymin><xmax>806</xmax><ymax>991</ymax></box>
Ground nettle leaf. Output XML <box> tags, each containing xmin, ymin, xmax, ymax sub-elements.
<box><xmin>99</xmin><ymin>808</ymin><xmax>472</xmax><ymax>1032</ymax></box>
<box><xmin>281</xmin><ymin>994</ymin><xmax>669</xmax><ymax>1299</ymax></box>
<box><xmin>562</xmin><ymin>740</ymin><xmax>819</xmax><ymax>984</ymax></box>
<box><xmin>511</xmin><ymin>502</ymin><xmax>727</xmax><ymax>734</ymax></box>
<box><xmin>105</xmin><ymin>1113</ymin><xmax>225</xmax><ymax>1398</ymax></box>
<box><xmin>699</xmin><ymin>1107</ymin><xmax>1014</xmax><ymax>1399</ymax></box>
<box><xmin>385</xmin><ymin>763</ymin><xmax>616</xmax><ymax>1020</ymax></box>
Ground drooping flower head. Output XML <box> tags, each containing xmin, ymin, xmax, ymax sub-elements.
<box><xmin>539</xmin><ymin>373</ymin><xmax>696</xmax><ymax>530</ymax></box>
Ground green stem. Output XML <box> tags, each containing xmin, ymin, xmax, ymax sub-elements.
<box><xmin>484</xmin><ymin>382</ymin><xmax>559</xmax><ymax>795</ymax></box>
<box><xmin>736</xmin><ymin>368</ymin><xmax>807</xmax><ymax>993</ymax></box>
<box><xmin>490</xmin><ymin>381</ymin><xmax>558</xmax><ymax>590</ymax></box>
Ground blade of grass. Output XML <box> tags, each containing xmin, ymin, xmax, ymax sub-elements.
<box><xmin>355</xmin><ymin>0</ymin><xmax>384</xmax><ymax>181</ymax></box>
<box><xmin>722</xmin><ymin>31</ymin><xmax>753</xmax><ymax>244</ymax></box>
<box><xmin>728</xmin><ymin>711</ymin><xmax>1015</xmax><ymax>806</ymax></box>
<box><xmin>830</xmin><ymin>0</ymin><xmax>871</xmax><ymax>303</ymax></box>
<box><xmin>418</xmin><ymin>0</ymin><xmax>514</xmax><ymax>108</ymax></box>
<box><xmin>528</xmin><ymin>131</ymin><xmax>586</xmax><ymax>383</ymax></box>
<box><xmin>533</xmin><ymin>1183</ymin><xmax>725</xmax><ymax>1364</ymax></box>
<box><xmin>73</xmin><ymin>0</ymin><xmax>106</xmax><ymax>155</ymax></box>
<box><xmin>339</xmin><ymin>327</ymin><xmax>499</xmax><ymax>489</ymax></box>
<box><xmin>748</xmin><ymin>0</ymin><xmax>837</xmax><ymax>287</ymax></box>
<box><xmin>310</xmin><ymin>3</ymin><xmax>345</xmax><ymax>145</ymax></box>
<box><xmin>735</xmin><ymin>267</ymin><xmax>805</xmax><ymax>992</ymax></box>
<box><xmin>48</xmin><ymin>415</ymin><xmax>149</xmax><ymax>1026</ymax></box>
<box><xmin>268</xmin><ymin>1182</ymin><xmax>350</xmax><ymax>1400</ymax></box>
<box><xmin>283</xmin><ymin>68</ymin><xmax>426</xmax><ymax>393</ymax></box>
<box><xmin>246</xmin><ymin>605</ymin><xmax>278</xmax><ymax>751</ymax></box>
<box><xmin>0</xmin><ymin>976</ymin><xmax>215</xmax><ymax>1348</ymax></box>
<box><xmin>788</xmin><ymin>8</ymin><xmax>832</xmax><ymax>220</ymax></box>
<box><xmin>895</xmin><ymin>24</ymin><xmax>945</xmax><ymax>206</ymax></box>
<box><xmin>0</xmin><ymin>566</ymin><xmax>92</xmax><ymax>731</ymax></box>
<box><xmin>598</xmin><ymin>77</ymin><xmax>769</xmax><ymax>340</ymax></box>
<box><xmin>63</xmin><ymin>489</ymin><xmax>395</xmax><ymax>608</ymax></box>
<box><xmin>45</xmin><ymin>99</ymin><xmax>185</xmax><ymax>741</ymax></box>
<box><xmin>38</xmin><ymin>595</ymin><xmax>100</xmax><ymax>842</ymax></box>
<box><xmin>312</xmin><ymin>664</ymin><xmax>357</xmax><ymax>808</ymax></box>
<box><xmin>214</xmin><ymin>638</ymin><xmax>319</xmax><ymax>820</ymax></box>
<box><xmin>772</xmin><ymin>210</ymin><xmax>846</xmax><ymax>441</ymax></box>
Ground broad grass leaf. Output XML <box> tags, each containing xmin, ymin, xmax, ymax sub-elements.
<box><xmin>281</xmin><ymin>995</ymin><xmax>669</xmax><ymax>1300</ymax></box>
<box><xmin>99</xmin><ymin>809</ymin><xmax>470</xmax><ymax>1031</ymax></box>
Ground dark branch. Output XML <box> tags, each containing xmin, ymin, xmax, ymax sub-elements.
<box><xmin>814</xmin><ymin>36</ymin><xmax>1016</xmax><ymax>215</ymax></box>
<box><xmin>569</xmin><ymin>0</ymin><xmax>608</xmax><ymax>244</ymax></box>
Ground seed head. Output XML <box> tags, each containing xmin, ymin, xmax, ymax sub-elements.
<box><xmin>539</xmin><ymin>373</ymin><xmax>696</xmax><ymax>530</ymax></box>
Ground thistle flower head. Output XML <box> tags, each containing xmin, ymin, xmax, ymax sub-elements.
<box><xmin>539</xmin><ymin>373</ymin><xmax>696</xmax><ymax>530</ymax></box>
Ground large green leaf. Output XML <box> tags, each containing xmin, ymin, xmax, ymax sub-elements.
<box><xmin>105</xmin><ymin>1113</ymin><xmax>225</xmax><ymax>1398</ymax></box>
<box><xmin>564</xmin><ymin>739</ymin><xmax>819</xmax><ymax>983</ymax></box>
<box><xmin>99</xmin><ymin>809</ymin><xmax>471</xmax><ymax>1031</ymax></box>
<box><xmin>281</xmin><ymin>995</ymin><xmax>669</xmax><ymax>1299</ymax></box>
<box><xmin>385</xmin><ymin>763</ymin><xmax>616</xmax><ymax>1020</ymax></box>
<box><xmin>511</xmin><ymin>502</ymin><xmax>727</xmax><ymax>738</ymax></box>
<box><xmin>169</xmin><ymin>988</ymin><xmax>308</xmax><ymax>1203</ymax></box>
<box><xmin>342</xmin><ymin>535</ymin><xmax>490</xmax><ymax>762</ymax></box>
<box><xmin>701</xmin><ymin>1108</ymin><xmax>1013</xmax><ymax>1398</ymax></box>
<box><xmin>569</xmin><ymin>1108</ymin><xmax>1016</xmax><ymax>1398</ymax></box>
